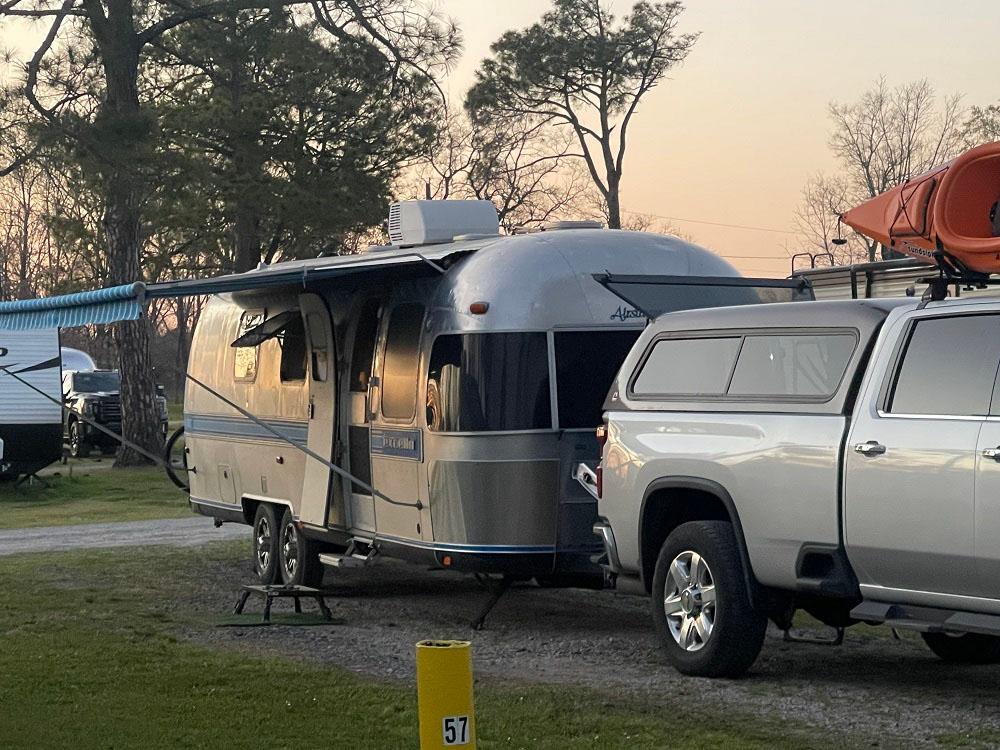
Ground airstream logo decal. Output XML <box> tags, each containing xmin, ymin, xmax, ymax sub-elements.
<box><xmin>371</xmin><ymin>428</ymin><xmax>423</xmax><ymax>461</ymax></box>
<box><xmin>610</xmin><ymin>306</ymin><xmax>644</xmax><ymax>321</ymax></box>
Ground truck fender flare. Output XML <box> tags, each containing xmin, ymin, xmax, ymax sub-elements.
<box><xmin>640</xmin><ymin>476</ymin><xmax>762</xmax><ymax>609</ymax></box>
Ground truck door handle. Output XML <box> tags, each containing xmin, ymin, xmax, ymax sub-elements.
<box><xmin>983</xmin><ymin>448</ymin><xmax>1000</xmax><ymax>462</ymax></box>
<box><xmin>854</xmin><ymin>441</ymin><xmax>886</xmax><ymax>456</ymax></box>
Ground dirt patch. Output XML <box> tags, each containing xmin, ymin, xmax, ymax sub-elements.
<box><xmin>180</xmin><ymin>553</ymin><xmax>1000</xmax><ymax>749</ymax></box>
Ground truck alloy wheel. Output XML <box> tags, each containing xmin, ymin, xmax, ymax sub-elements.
<box><xmin>69</xmin><ymin>421</ymin><xmax>90</xmax><ymax>459</ymax></box>
<box><xmin>663</xmin><ymin>550</ymin><xmax>716</xmax><ymax>652</ymax></box>
<box><xmin>652</xmin><ymin>520</ymin><xmax>767</xmax><ymax>678</ymax></box>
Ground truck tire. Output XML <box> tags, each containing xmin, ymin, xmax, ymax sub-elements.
<box><xmin>922</xmin><ymin>632</ymin><xmax>1000</xmax><ymax>664</ymax></box>
<box><xmin>69</xmin><ymin>420</ymin><xmax>91</xmax><ymax>459</ymax></box>
<box><xmin>252</xmin><ymin>504</ymin><xmax>280</xmax><ymax>585</ymax></box>
<box><xmin>277</xmin><ymin>507</ymin><xmax>324</xmax><ymax>588</ymax></box>
<box><xmin>651</xmin><ymin>520</ymin><xmax>767</xmax><ymax>678</ymax></box>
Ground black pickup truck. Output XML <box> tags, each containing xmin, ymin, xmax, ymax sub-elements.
<box><xmin>61</xmin><ymin>370</ymin><xmax>168</xmax><ymax>457</ymax></box>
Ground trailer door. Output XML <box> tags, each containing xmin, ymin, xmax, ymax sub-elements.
<box><xmin>298</xmin><ymin>293</ymin><xmax>340</xmax><ymax>527</ymax></box>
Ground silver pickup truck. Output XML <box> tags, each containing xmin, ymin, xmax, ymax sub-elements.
<box><xmin>589</xmin><ymin>295</ymin><xmax>1000</xmax><ymax>677</ymax></box>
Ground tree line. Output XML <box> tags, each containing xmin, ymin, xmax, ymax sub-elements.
<box><xmin>0</xmin><ymin>0</ymin><xmax>697</xmax><ymax>464</ymax></box>
<box><xmin>796</xmin><ymin>78</ymin><xmax>1000</xmax><ymax>266</ymax></box>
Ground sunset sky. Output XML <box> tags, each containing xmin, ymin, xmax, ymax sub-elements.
<box><xmin>439</xmin><ymin>0</ymin><xmax>1000</xmax><ymax>276</ymax></box>
<box><xmin>3</xmin><ymin>1</ymin><xmax>998</xmax><ymax>276</ymax></box>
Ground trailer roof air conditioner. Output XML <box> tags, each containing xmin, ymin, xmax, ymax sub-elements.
<box><xmin>387</xmin><ymin>200</ymin><xmax>499</xmax><ymax>248</ymax></box>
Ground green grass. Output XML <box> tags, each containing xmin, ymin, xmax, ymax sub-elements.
<box><xmin>0</xmin><ymin>543</ymin><xmax>848</xmax><ymax>750</ymax></box>
<box><xmin>936</xmin><ymin>730</ymin><xmax>1000</xmax><ymax>749</ymax></box>
<box><xmin>0</xmin><ymin>467</ymin><xmax>190</xmax><ymax>529</ymax></box>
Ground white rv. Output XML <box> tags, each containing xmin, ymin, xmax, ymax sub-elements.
<box><xmin>0</xmin><ymin>329</ymin><xmax>63</xmax><ymax>479</ymax></box>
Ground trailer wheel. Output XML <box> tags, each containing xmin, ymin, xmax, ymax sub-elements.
<box><xmin>163</xmin><ymin>427</ymin><xmax>189</xmax><ymax>491</ymax></box>
<box><xmin>651</xmin><ymin>520</ymin><xmax>767</xmax><ymax>678</ymax></box>
<box><xmin>252</xmin><ymin>504</ymin><xmax>280</xmax><ymax>585</ymax></box>
<box><xmin>277</xmin><ymin>507</ymin><xmax>323</xmax><ymax>588</ymax></box>
<box><xmin>922</xmin><ymin>632</ymin><xmax>1000</xmax><ymax>664</ymax></box>
<box><xmin>69</xmin><ymin>420</ymin><xmax>91</xmax><ymax>459</ymax></box>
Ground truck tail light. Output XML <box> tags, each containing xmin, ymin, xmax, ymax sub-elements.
<box><xmin>595</xmin><ymin>424</ymin><xmax>607</xmax><ymax>499</ymax></box>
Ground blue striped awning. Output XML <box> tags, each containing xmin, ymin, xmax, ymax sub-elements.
<box><xmin>0</xmin><ymin>283</ymin><xmax>145</xmax><ymax>330</ymax></box>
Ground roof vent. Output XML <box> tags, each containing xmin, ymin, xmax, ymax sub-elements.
<box><xmin>387</xmin><ymin>200</ymin><xmax>499</xmax><ymax>247</ymax></box>
<box><xmin>540</xmin><ymin>220</ymin><xmax>603</xmax><ymax>231</ymax></box>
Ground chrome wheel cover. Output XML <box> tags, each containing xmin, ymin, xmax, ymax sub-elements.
<box><xmin>254</xmin><ymin>516</ymin><xmax>272</xmax><ymax>573</ymax></box>
<box><xmin>664</xmin><ymin>550</ymin><xmax>717</xmax><ymax>652</ymax></box>
<box><xmin>281</xmin><ymin>521</ymin><xmax>299</xmax><ymax>579</ymax></box>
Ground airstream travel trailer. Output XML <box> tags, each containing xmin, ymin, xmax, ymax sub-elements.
<box><xmin>0</xmin><ymin>329</ymin><xmax>63</xmax><ymax>479</ymax></box>
<box><xmin>169</xmin><ymin>201</ymin><xmax>811</xmax><ymax>590</ymax></box>
<box><xmin>0</xmin><ymin>200</ymin><xmax>811</xmax><ymax>596</ymax></box>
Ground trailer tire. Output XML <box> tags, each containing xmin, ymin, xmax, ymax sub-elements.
<box><xmin>252</xmin><ymin>504</ymin><xmax>280</xmax><ymax>585</ymax></box>
<box><xmin>651</xmin><ymin>520</ymin><xmax>767</xmax><ymax>678</ymax></box>
<box><xmin>922</xmin><ymin>632</ymin><xmax>1000</xmax><ymax>664</ymax></box>
<box><xmin>69</xmin><ymin>420</ymin><xmax>91</xmax><ymax>459</ymax></box>
<box><xmin>277</xmin><ymin>507</ymin><xmax>324</xmax><ymax>588</ymax></box>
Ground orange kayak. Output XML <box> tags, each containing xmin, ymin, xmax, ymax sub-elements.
<box><xmin>841</xmin><ymin>141</ymin><xmax>1000</xmax><ymax>274</ymax></box>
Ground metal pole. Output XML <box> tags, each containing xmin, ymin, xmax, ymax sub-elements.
<box><xmin>416</xmin><ymin>640</ymin><xmax>477</xmax><ymax>749</ymax></box>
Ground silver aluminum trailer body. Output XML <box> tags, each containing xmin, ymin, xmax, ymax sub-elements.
<box><xmin>183</xmin><ymin>224</ymin><xmax>755</xmax><ymax>580</ymax></box>
<box><xmin>0</xmin><ymin>328</ymin><xmax>63</xmax><ymax>478</ymax></box>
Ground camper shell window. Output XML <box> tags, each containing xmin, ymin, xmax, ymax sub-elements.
<box><xmin>427</xmin><ymin>332</ymin><xmax>551</xmax><ymax>432</ymax></box>
<box><xmin>381</xmin><ymin>303</ymin><xmax>425</xmax><ymax>421</ymax></box>
<box><xmin>555</xmin><ymin>330</ymin><xmax>641</xmax><ymax>429</ymax></box>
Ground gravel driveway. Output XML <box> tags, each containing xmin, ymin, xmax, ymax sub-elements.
<box><xmin>177</xmin><ymin>554</ymin><xmax>1000</xmax><ymax>749</ymax></box>
<box><xmin>0</xmin><ymin>517</ymin><xmax>248</xmax><ymax>556</ymax></box>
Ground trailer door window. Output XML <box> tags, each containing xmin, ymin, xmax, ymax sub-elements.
<box><xmin>381</xmin><ymin>303</ymin><xmax>425</xmax><ymax>421</ymax></box>
<box><xmin>350</xmin><ymin>299</ymin><xmax>381</xmax><ymax>393</ymax></box>
<box><xmin>555</xmin><ymin>330</ymin><xmax>641</xmax><ymax>428</ymax></box>
<box><xmin>279</xmin><ymin>316</ymin><xmax>308</xmax><ymax>382</ymax></box>
<box><xmin>427</xmin><ymin>333</ymin><xmax>551</xmax><ymax>432</ymax></box>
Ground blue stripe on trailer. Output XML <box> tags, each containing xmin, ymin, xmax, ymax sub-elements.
<box><xmin>184</xmin><ymin>413</ymin><xmax>309</xmax><ymax>447</ymax></box>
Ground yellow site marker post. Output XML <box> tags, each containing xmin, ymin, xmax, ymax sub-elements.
<box><xmin>416</xmin><ymin>640</ymin><xmax>477</xmax><ymax>748</ymax></box>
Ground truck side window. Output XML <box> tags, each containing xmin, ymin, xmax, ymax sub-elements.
<box><xmin>427</xmin><ymin>333</ymin><xmax>551</xmax><ymax>432</ymax></box>
<box><xmin>279</xmin><ymin>316</ymin><xmax>308</xmax><ymax>382</ymax></box>
<box><xmin>556</xmin><ymin>330</ymin><xmax>641</xmax><ymax>428</ymax></box>
<box><xmin>632</xmin><ymin>337</ymin><xmax>741</xmax><ymax>397</ymax></box>
<box><xmin>381</xmin><ymin>303</ymin><xmax>425</xmax><ymax>421</ymax></box>
<box><xmin>889</xmin><ymin>315</ymin><xmax>1000</xmax><ymax>416</ymax></box>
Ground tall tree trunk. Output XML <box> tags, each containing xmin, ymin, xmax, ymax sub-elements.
<box><xmin>233</xmin><ymin>200</ymin><xmax>261</xmax><ymax>272</ymax></box>
<box><xmin>99</xmin><ymin>23</ymin><xmax>162</xmax><ymax>467</ymax></box>
<box><xmin>606</xmin><ymin>173</ymin><xmax>622</xmax><ymax>229</ymax></box>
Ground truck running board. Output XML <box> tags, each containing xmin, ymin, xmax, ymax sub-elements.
<box><xmin>851</xmin><ymin>600</ymin><xmax>1000</xmax><ymax>637</ymax></box>
<box><xmin>319</xmin><ymin>541</ymin><xmax>379</xmax><ymax>570</ymax></box>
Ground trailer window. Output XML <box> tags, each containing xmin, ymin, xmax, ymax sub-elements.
<box><xmin>555</xmin><ymin>330</ymin><xmax>641</xmax><ymax>428</ymax></box>
<box><xmin>381</xmin><ymin>303</ymin><xmax>425</xmax><ymax>421</ymax></box>
<box><xmin>350</xmin><ymin>299</ymin><xmax>381</xmax><ymax>393</ymax></box>
<box><xmin>728</xmin><ymin>333</ymin><xmax>856</xmax><ymax>398</ymax></box>
<box><xmin>279</xmin><ymin>316</ymin><xmax>307</xmax><ymax>382</ymax></box>
<box><xmin>427</xmin><ymin>333</ymin><xmax>551</xmax><ymax>432</ymax></box>
<box><xmin>632</xmin><ymin>337</ymin><xmax>741</xmax><ymax>397</ymax></box>
<box><xmin>233</xmin><ymin>309</ymin><xmax>265</xmax><ymax>382</ymax></box>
